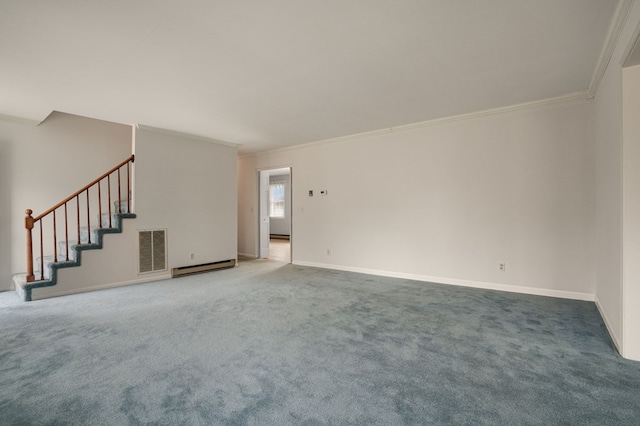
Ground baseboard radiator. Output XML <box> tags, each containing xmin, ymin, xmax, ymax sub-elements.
<box><xmin>270</xmin><ymin>234</ymin><xmax>290</xmax><ymax>240</ymax></box>
<box><xmin>171</xmin><ymin>259</ymin><xmax>236</xmax><ymax>278</ymax></box>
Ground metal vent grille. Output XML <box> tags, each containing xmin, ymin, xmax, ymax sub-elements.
<box><xmin>139</xmin><ymin>230</ymin><xmax>166</xmax><ymax>273</ymax></box>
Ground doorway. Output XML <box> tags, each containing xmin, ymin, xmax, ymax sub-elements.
<box><xmin>258</xmin><ymin>167</ymin><xmax>292</xmax><ymax>263</ymax></box>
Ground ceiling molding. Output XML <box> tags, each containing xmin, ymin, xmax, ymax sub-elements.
<box><xmin>392</xmin><ymin>93</ymin><xmax>587</xmax><ymax>133</ymax></box>
<box><xmin>0</xmin><ymin>113</ymin><xmax>42</xmax><ymax>126</ymax></box>
<box><xmin>239</xmin><ymin>127</ymin><xmax>393</xmax><ymax>159</ymax></box>
<box><xmin>241</xmin><ymin>92</ymin><xmax>587</xmax><ymax>159</ymax></box>
<box><xmin>135</xmin><ymin>124</ymin><xmax>239</xmax><ymax>149</ymax></box>
<box><xmin>587</xmin><ymin>0</ymin><xmax>636</xmax><ymax>99</ymax></box>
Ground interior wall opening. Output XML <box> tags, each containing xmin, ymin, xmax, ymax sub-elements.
<box><xmin>258</xmin><ymin>167</ymin><xmax>292</xmax><ymax>263</ymax></box>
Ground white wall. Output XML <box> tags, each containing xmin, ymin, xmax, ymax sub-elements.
<box><xmin>1</xmin><ymin>112</ymin><xmax>132</xmax><ymax>291</ymax></box>
<box><xmin>622</xmin><ymin>64</ymin><xmax>640</xmax><ymax>360</ymax></box>
<box><xmin>593</xmin><ymin>1</ymin><xmax>640</xmax><ymax>357</ymax></box>
<box><xmin>0</xmin><ymin>135</ymin><xmax>12</xmax><ymax>291</ymax></box>
<box><xmin>239</xmin><ymin>97</ymin><xmax>595</xmax><ymax>299</ymax></box>
<box><xmin>134</xmin><ymin>126</ymin><xmax>238</xmax><ymax>270</ymax></box>
<box><xmin>269</xmin><ymin>173</ymin><xmax>291</xmax><ymax>236</ymax></box>
<box><xmin>594</xmin><ymin>57</ymin><xmax>624</xmax><ymax>347</ymax></box>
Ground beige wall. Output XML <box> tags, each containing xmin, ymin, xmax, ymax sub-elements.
<box><xmin>239</xmin><ymin>96</ymin><xmax>596</xmax><ymax>300</ymax></box>
<box><xmin>622</xmin><ymin>64</ymin><xmax>640</xmax><ymax>360</ymax></box>
<box><xmin>134</xmin><ymin>126</ymin><xmax>238</xmax><ymax>270</ymax></box>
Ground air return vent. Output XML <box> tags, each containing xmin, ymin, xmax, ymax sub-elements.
<box><xmin>139</xmin><ymin>230</ymin><xmax>166</xmax><ymax>273</ymax></box>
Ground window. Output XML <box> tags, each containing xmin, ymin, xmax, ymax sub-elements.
<box><xmin>269</xmin><ymin>181</ymin><xmax>286</xmax><ymax>218</ymax></box>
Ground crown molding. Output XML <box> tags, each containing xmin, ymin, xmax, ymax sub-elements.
<box><xmin>240</xmin><ymin>92</ymin><xmax>587</xmax><ymax>159</ymax></box>
<box><xmin>587</xmin><ymin>0</ymin><xmax>636</xmax><ymax>99</ymax></box>
<box><xmin>135</xmin><ymin>124</ymin><xmax>239</xmax><ymax>149</ymax></box>
<box><xmin>391</xmin><ymin>93</ymin><xmax>586</xmax><ymax>132</ymax></box>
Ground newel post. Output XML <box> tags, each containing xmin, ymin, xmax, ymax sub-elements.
<box><xmin>25</xmin><ymin>209</ymin><xmax>35</xmax><ymax>282</ymax></box>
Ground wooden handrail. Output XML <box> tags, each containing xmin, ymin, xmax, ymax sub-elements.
<box><xmin>33</xmin><ymin>155</ymin><xmax>134</xmax><ymax>222</ymax></box>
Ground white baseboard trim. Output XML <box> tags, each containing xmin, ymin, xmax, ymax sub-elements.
<box><xmin>595</xmin><ymin>297</ymin><xmax>622</xmax><ymax>353</ymax></box>
<box><xmin>293</xmin><ymin>261</ymin><xmax>595</xmax><ymax>302</ymax></box>
<box><xmin>31</xmin><ymin>274</ymin><xmax>173</xmax><ymax>301</ymax></box>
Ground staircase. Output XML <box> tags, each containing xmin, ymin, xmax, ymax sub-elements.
<box><xmin>13</xmin><ymin>155</ymin><xmax>135</xmax><ymax>301</ymax></box>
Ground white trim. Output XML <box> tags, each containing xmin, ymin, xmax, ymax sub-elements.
<box><xmin>392</xmin><ymin>93</ymin><xmax>587</xmax><ymax>133</ymax></box>
<box><xmin>30</xmin><ymin>274</ymin><xmax>172</xmax><ymax>301</ymax></box>
<box><xmin>0</xmin><ymin>113</ymin><xmax>41</xmax><ymax>126</ymax></box>
<box><xmin>595</xmin><ymin>296</ymin><xmax>622</xmax><ymax>353</ymax></box>
<box><xmin>135</xmin><ymin>124</ymin><xmax>239</xmax><ymax>148</ymax></box>
<box><xmin>587</xmin><ymin>0</ymin><xmax>636</xmax><ymax>98</ymax></box>
<box><xmin>240</xmin><ymin>92</ymin><xmax>587</xmax><ymax>158</ymax></box>
<box><xmin>293</xmin><ymin>260</ymin><xmax>595</xmax><ymax>302</ymax></box>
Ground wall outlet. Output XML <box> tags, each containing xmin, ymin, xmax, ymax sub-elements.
<box><xmin>499</xmin><ymin>262</ymin><xmax>506</xmax><ymax>272</ymax></box>
<box><xmin>190</xmin><ymin>253</ymin><xmax>195</xmax><ymax>260</ymax></box>
<box><xmin>326</xmin><ymin>248</ymin><xmax>331</xmax><ymax>256</ymax></box>
<box><xmin>308</xmin><ymin>190</ymin><xmax>314</xmax><ymax>197</ymax></box>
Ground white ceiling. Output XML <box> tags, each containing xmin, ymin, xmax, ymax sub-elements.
<box><xmin>0</xmin><ymin>1</ymin><xmax>619</xmax><ymax>154</ymax></box>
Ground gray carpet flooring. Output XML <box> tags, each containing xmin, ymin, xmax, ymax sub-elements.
<box><xmin>1</xmin><ymin>260</ymin><xmax>639</xmax><ymax>425</ymax></box>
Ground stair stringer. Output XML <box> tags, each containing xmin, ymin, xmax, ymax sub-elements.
<box><xmin>17</xmin><ymin>213</ymin><xmax>137</xmax><ymax>301</ymax></box>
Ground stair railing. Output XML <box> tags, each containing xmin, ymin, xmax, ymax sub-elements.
<box><xmin>24</xmin><ymin>155</ymin><xmax>135</xmax><ymax>282</ymax></box>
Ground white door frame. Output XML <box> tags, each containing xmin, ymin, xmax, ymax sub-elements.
<box><xmin>258</xmin><ymin>170</ymin><xmax>270</xmax><ymax>259</ymax></box>
<box><xmin>257</xmin><ymin>167</ymin><xmax>292</xmax><ymax>261</ymax></box>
